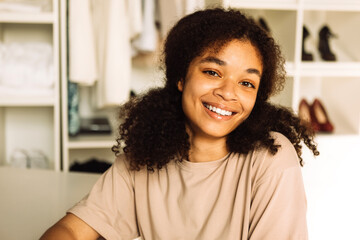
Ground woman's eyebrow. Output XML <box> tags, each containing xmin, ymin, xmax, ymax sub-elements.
<box><xmin>200</xmin><ymin>56</ymin><xmax>262</xmax><ymax>77</ymax></box>
<box><xmin>247</xmin><ymin>68</ymin><xmax>262</xmax><ymax>78</ymax></box>
<box><xmin>199</xmin><ymin>56</ymin><xmax>226</xmax><ymax>66</ymax></box>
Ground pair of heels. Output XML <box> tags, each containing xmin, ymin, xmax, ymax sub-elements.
<box><xmin>302</xmin><ymin>25</ymin><xmax>337</xmax><ymax>61</ymax></box>
<box><xmin>298</xmin><ymin>98</ymin><xmax>334</xmax><ymax>133</ymax></box>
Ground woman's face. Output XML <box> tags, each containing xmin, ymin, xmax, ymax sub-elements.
<box><xmin>178</xmin><ymin>39</ymin><xmax>263</xmax><ymax>141</ymax></box>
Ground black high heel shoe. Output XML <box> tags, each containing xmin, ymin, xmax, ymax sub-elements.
<box><xmin>302</xmin><ymin>26</ymin><xmax>313</xmax><ymax>61</ymax></box>
<box><xmin>258</xmin><ymin>17</ymin><xmax>270</xmax><ymax>33</ymax></box>
<box><xmin>318</xmin><ymin>25</ymin><xmax>337</xmax><ymax>61</ymax></box>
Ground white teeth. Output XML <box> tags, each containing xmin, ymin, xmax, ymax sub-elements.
<box><xmin>205</xmin><ymin>104</ymin><xmax>232</xmax><ymax>116</ymax></box>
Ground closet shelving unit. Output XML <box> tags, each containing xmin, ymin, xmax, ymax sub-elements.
<box><xmin>60</xmin><ymin>0</ymin><xmax>165</xmax><ymax>172</ymax></box>
<box><xmin>60</xmin><ymin>0</ymin><xmax>360</xmax><ymax>171</ymax></box>
<box><xmin>0</xmin><ymin>0</ymin><xmax>61</xmax><ymax>170</ymax></box>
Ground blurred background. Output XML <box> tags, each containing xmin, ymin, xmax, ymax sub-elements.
<box><xmin>0</xmin><ymin>0</ymin><xmax>359</xmax><ymax>239</ymax></box>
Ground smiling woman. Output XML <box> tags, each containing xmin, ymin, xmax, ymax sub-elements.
<box><xmin>41</xmin><ymin>8</ymin><xmax>319</xmax><ymax>240</ymax></box>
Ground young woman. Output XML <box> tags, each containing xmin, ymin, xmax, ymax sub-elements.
<box><xmin>41</xmin><ymin>8</ymin><xmax>318</xmax><ymax>240</ymax></box>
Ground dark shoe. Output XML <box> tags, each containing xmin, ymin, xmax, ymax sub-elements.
<box><xmin>311</xmin><ymin>99</ymin><xmax>334</xmax><ymax>133</ymax></box>
<box><xmin>258</xmin><ymin>17</ymin><xmax>270</xmax><ymax>33</ymax></box>
<box><xmin>299</xmin><ymin>99</ymin><xmax>320</xmax><ymax>132</ymax></box>
<box><xmin>318</xmin><ymin>25</ymin><xmax>337</xmax><ymax>61</ymax></box>
<box><xmin>302</xmin><ymin>26</ymin><xmax>313</xmax><ymax>61</ymax></box>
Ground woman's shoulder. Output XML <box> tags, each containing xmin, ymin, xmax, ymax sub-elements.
<box><xmin>113</xmin><ymin>154</ymin><xmax>129</xmax><ymax>169</ymax></box>
<box><xmin>112</xmin><ymin>154</ymin><xmax>139</xmax><ymax>182</ymax></box>
<box><xmin>249</xmin><ymin>131</ymin><xmax>301</xmax><ymax>183</ymax></box>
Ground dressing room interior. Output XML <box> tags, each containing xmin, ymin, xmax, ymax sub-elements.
<box><xmin>0</xmin><ymin>0</ymin><xmax>359</xmax><ymax>239</ymax></box>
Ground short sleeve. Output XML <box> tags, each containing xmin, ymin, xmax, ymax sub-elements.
<box><xmin>249</xmin><ymin>133</ymin><xmax>308</xmax><ymax>240</ymax></box>
<box><xmin>67</xmin><ymin>156</ymin><xmax>139</xmax><ymax>240</ymax></box>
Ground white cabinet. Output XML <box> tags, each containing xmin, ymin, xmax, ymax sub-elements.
<box><xmin>0</xmin><ymin>0</ymin><xmax>60</xmax><ymax>170</ymax></box>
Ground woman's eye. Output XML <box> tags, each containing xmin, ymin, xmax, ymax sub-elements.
<box><xmin>239</xmin><ymin>81</ymin><xmax>255</xmax><ymax>88</ymax></box>
<box><xmin>204</xmin><ymin>70</ymin><xmax>220</xmax><ymax>77</ymax></box>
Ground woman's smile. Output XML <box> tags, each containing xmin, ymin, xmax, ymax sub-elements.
<box><xmin>203</xmin><ymin>102</ymin><xmax>236</xmax><ymax>120</ymax></box>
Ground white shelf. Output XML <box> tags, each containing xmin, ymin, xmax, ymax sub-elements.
<box><xmin>224</xmin><ymin>0</ymin><xmax>298</xmax><ymax>10</ymax></box>
<box><xmin>226</xmin><ymin>0</ymin><xmax>360</xmax><ymax>11</ymax></box>
<box><xmin>300</xmin><ymin>62</ymin><xmax>360</xmax><ymax>77</ymax></box>
<box><xmin>68</xmin><ymin>135</ymin><xmax>116</xmax><ymax>149</ymax></box>
<box><xmin>0</xmin><ymin>95</ymin><xmax>54</xmax><ymax>106</ymax></box>
<box><xmin>0</xmin><ymin>12</ymin><xmax>54</xmax><ymax>24</ymax></box>
<box><xmin>303</xmin><ymin>1</ymin><xmax>360</xmax><ymax>11</ymax></box>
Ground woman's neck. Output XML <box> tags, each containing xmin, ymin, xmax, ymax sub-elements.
<box><xmin>188</xmin><ymin>134</ymin><xmax>229</xmax><ymax>163</ymax></box>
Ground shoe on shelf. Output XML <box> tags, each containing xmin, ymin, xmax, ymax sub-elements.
<box><xmin>311</xmin><ymin>98</ymin><xmax>334</xmax><ymax>133</ymax></box>
<box><xmin>258</xmin><ymin>17</ymin><xmax>270</xmax><ymax>33</ymax></box>
<box><xmin>318</xmin><ymin>25</ymin><xmax>337</xmax><ymax>61</ymax></box>
<box><xmin>10</xmin><ymin>149</ymin><xmax>30</xmax><ymax>168</ymax></box>
<box><xmin>298</xmin><ymin>99</ymin><xmax>320</xmax><ymax>132</ymax></box>
<box><xmin>302</xmin><ymin>26</ymin><xmax>313</xmax><ymax>61</ymax></box>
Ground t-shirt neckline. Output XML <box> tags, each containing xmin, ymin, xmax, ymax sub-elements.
<box><xmin>177</xmin><ymin>152</ymin><xmax>232</xmax><ymax>171</ymax></box>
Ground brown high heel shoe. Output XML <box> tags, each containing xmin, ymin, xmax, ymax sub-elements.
<box><xmin>311</xmin><ymin>99</ymin><xmax>334</xmax><ymax>133</ymax></box>
<box><xmin>298</xmin><ymin>99</ymin><xmax>320</xmax><ymax>132</ymax></box>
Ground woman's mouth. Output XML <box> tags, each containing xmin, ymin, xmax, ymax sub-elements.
<box><xmin>203</xmin><ymin>103</ymin><xmax>234</xmax><ymax>116</ymax></box>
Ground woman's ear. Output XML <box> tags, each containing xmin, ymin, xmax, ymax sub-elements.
<box><xmin>177</xmin><ymin>79</ymin><xmax>184</xmax><ymax>92</ymax></box>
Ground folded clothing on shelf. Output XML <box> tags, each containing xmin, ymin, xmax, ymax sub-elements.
<box><xmin>70</xmin><ymin>158</ymin><xmax>112</xmax><ymax>174</ymax></box>
<box><xmin>0</xmin><ymin>42</ymin><xmax>54</xmax><ymax>92</ymax></box>
<box><xmin>0</xmin><ymin>0</ymin><xmax>52</xmax><ymax>13</ymax></box>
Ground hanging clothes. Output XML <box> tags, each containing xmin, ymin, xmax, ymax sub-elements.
<box><xmin>128</xmin><ymin>0</ymin><xmax>143</xmax><ymax>39</ymax></box>
<box><xmin>158</xmin><ymin>0</ymin><xmax>205</xmax><ymax>38</ymax></box>
<box><xmin>91</xmin><ymin>0</ymin><xmax>131</xmax><ymax>107</ymax></box>
<box><xmin>158</xmin><ymin>0</ymin><xmax>183</xmax><ymax>38</ymax></box>
<box><xmin>68</xmin><ymin>0</ymin><xmax>97</xmax><ymax>86</ymax></box>
<box><xmin>69</xmin><ymin>0</ymin><xmax>142</xmax><ymax>108</ymax></box>
<box><xmin>132</xmin><ymin>0</ymin><xmax>158</xmax><ymax>53</ymax></box>
<box><xmin>184</xmin><ymin>0</ymin><xmax>205</xmax><ymax>15</ymax></box>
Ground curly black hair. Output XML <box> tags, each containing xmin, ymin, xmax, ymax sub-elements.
<box><xmin>112</xmin><ymin>8</ymin><xmax>319</xmax><ymax>171</ymax></box>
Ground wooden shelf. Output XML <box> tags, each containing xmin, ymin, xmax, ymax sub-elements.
<box><xmin>0</xmin><ymin>12</ymin><xmax>54</xmax><ymax>24</ymax></box>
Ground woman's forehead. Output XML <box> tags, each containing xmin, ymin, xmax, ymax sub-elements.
<box><xmin>196</xmin><ymin>39</ymin><xmax>262</xmax><ymax>63</ymax></box>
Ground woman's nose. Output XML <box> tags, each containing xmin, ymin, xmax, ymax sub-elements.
<box><xmin>214</xmin><ymin>79</ymin><xmax>237</xmax><ymax>101</ymax></box>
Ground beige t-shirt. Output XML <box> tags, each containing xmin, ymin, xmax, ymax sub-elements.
<box><xmin>68</xmin><ymin>132</ymin><xmax>308</xmax><ymax>240</ymax></box>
